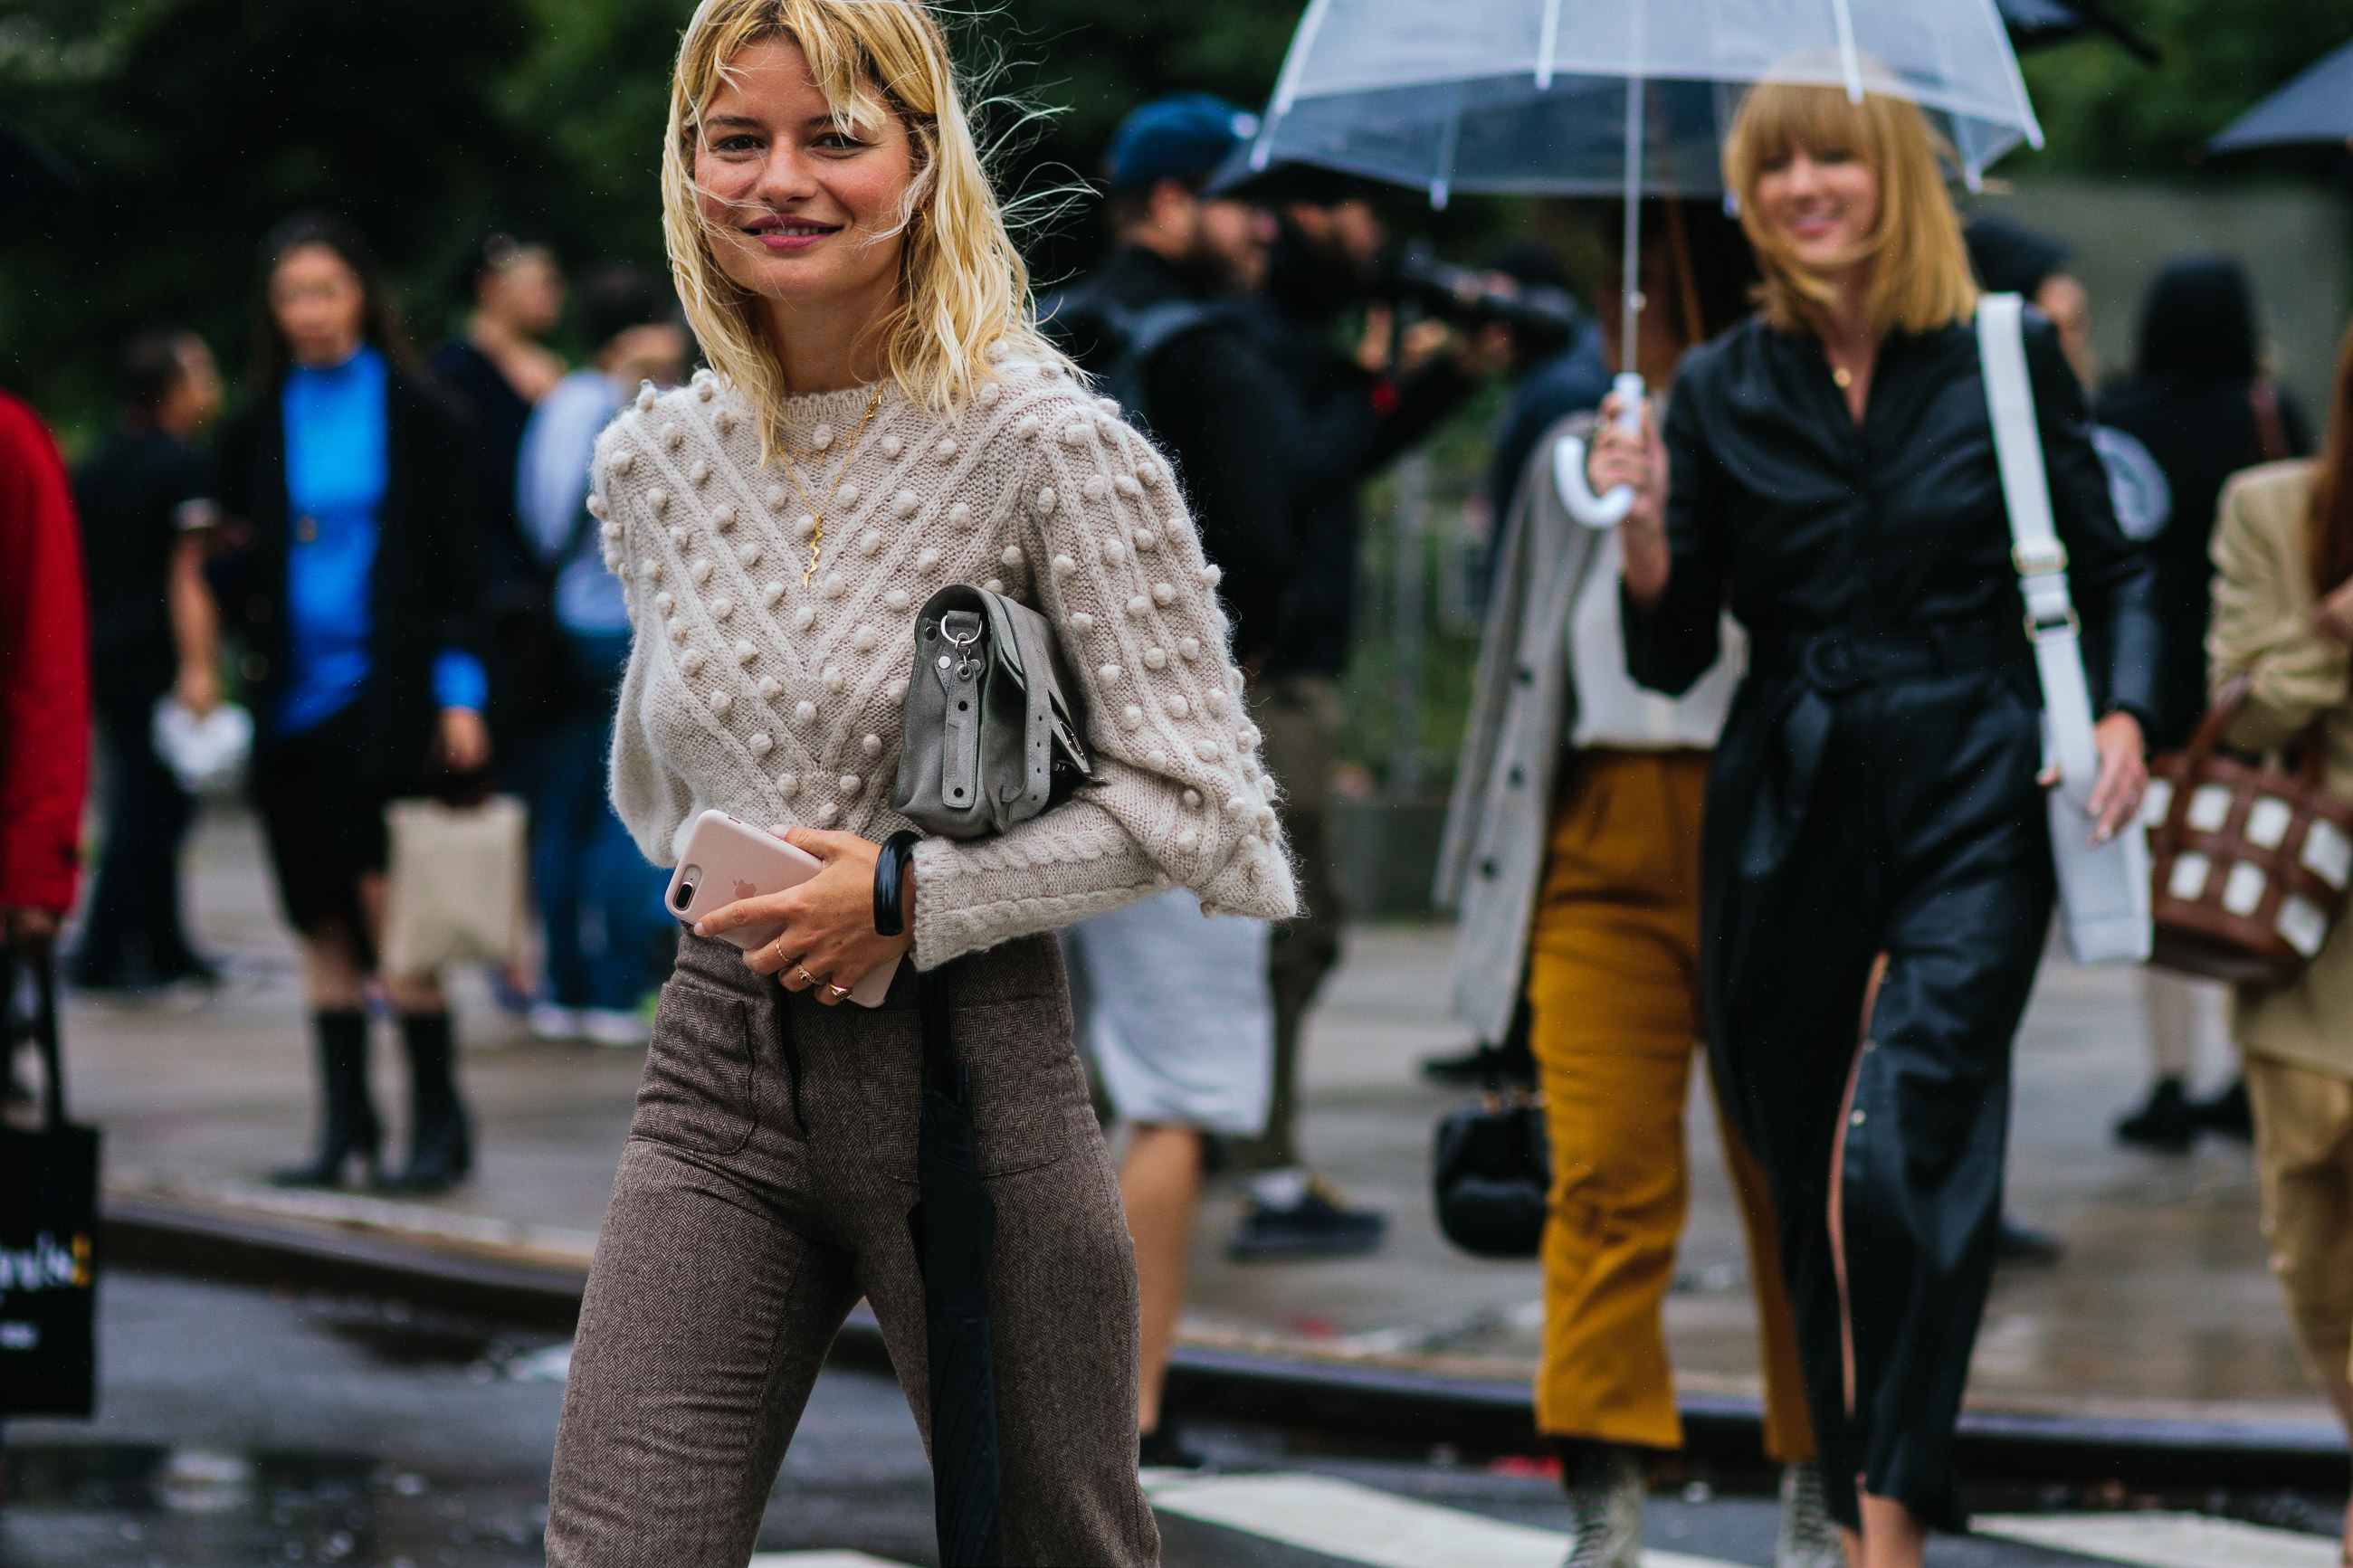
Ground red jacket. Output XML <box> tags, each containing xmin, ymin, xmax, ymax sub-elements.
<box><xmin>0</xmin><ymin>391</ymin><xmax>89</xmax><ymax>914</ymax></box>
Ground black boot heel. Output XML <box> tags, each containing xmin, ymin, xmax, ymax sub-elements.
<box><xmin>379</xmin><ymin>1012</ymin><xmax>472</xmax><ymax>1195</ymax></box>
<box><xmin>271</xmin><ymin>1010</ymin><xmax>381</xmax><ymax>1189</ymax></box>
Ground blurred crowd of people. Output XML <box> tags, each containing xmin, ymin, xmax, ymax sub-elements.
<box><xmin>5</xmin><ymin>214</ymin><xmax>694</xmax><ymax>1193</ymax></box>
<box><xmin>2</xmin><ymin>50</ymin><xmax>2352</xmax><ymax>1568</ymax></box>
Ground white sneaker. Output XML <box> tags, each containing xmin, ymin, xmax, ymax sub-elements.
<box><xmin>581</xmin><ymin>1007</ymin><xmax>649</xmax><ymax>1048</ymax></box>
<box><xmin>1775</xmin><ymin>1461</ymin><xmax>1844</xmax><ymax>1568</ymax></box>
<box><xmin>1561</xmin><ymin>1445</ymin><xmax>1643</xmax><ymax>1568</ymax></box>
<box><xmin>529</xmin><ymin>1003</ymin><xmax>582</xmax><ymax>1041</ymax></box>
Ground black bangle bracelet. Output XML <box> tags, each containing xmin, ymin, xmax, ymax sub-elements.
<box><xmin>873</xmin><ymin>830</ymin><xmax>921</xmax><ymax>937</ymax></box>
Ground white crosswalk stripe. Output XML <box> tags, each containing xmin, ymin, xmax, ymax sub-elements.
<box><xmin>1974</xmin><ymin>1512</ymin><xmax>2339</xmax><ymax>1568</ymax></box>
<box><xmin>1143</xmin><ymin>1470</ymin><xmax>1743</xmax><ymax>1568</ymax></box>
<box><xmin>751</xmin><ymin>1495</ymin><xmax>2340</xmax><ymax>1568</ymax></box>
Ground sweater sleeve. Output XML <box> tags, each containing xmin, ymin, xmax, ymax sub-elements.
<box><xmin>0</xmin><ymin>396</ymin><xmax>90</xmax><ymax>914</ymax></box>
<box><xmin>909</xmin><ymin>387</ymin><xmax>1298</xmax><ymax>967</ymax></box>
<box><xmin>2211</xmin><ymin>465</ymin><xmax>2346</xmax><ymax>754</ymax></box>
<box><xmin>590</xmin><ymin>414</ymin><xmax>699</xmax><ymax>863</ymax></box>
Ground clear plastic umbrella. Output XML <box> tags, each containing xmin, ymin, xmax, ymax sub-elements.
<box><xmin>1247</xmin><ymin>0</ymin><xmax>2044</xmax><ymax>520</ymax></box>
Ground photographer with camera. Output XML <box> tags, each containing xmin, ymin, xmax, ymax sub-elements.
<box><xmin>1208</xmin><ymin>177</ymin><xmax>1522</xmax><ymax>1259</ymax></box>
<box><xmin>1047</xmin><ymin>92</ymin><xmax>1300</xmax><ymax>1467</ymax></box>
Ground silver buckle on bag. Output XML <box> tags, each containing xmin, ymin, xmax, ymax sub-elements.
<box><xmin>939</xmin><ymin>612</ymin><xmax>985</xmax><ymax>681</ymax></box>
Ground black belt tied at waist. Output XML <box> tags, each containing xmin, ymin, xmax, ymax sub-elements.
<box><xmin>1755</xmin><ymin>622</ymin><xmax>2022</xmax><ymax>695</ymax></box>
<box><xmin>1739</xmin><ymin>621</ymin><xmax>2026</xmax><ymax>879</ymax></box>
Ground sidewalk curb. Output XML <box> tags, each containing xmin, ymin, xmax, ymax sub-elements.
<box><xmin>102</xmin><ymin>1195</ymin><xmax>2349</xmax><ymax>1489</ymax></box>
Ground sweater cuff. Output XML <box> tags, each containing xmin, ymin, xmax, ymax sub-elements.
<box><xmin>905</xmin><ymin>809</ymin><xmax>1167</xmax><ymax>970</ymax></box>
<box><xmin>433</xmin><ymin>650</ymin><xmax>490</xmax><ymax>712</ymax></box>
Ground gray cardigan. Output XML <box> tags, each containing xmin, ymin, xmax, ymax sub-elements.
<box><xmin>1434</xmin><ymin>414</ymin><xmax>1606</xmax><ymax>1046</ymax></box>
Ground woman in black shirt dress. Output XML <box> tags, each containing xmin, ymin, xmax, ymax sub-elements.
<box><xmin>1589</xmin><ymin>84</ymin><xmax>2158</xmax><ymax>1562</ymax></box>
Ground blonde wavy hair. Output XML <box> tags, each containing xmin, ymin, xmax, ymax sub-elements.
<box><xmin>662</xmin><ymin>0</ymin><xmax>1069</xmax><ymax>452</ymax></box>
<box><xmin>1722</xmin><ymin>81</ymin><xmax>1978</xmax><ymax>339</ymax></box>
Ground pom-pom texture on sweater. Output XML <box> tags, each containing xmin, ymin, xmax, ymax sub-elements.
<box><xmin>592</xmin><ymin>357</ymin><xmax>1296</xmax><ymax>969</ymax></box>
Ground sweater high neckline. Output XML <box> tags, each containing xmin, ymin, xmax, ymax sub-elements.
<box><xmin>773</xmin><ymin>381</ymin><xmax>895</xmax><ymax>449</ymax></box>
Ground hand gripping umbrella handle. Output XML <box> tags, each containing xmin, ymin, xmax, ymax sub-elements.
<box><xmin>1555</xmin><ymin>372</ymin><xmax>1648</xmax><ymax>530</ymax></box>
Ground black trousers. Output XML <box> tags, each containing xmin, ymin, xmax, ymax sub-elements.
<box><xmin>1704</xmin><ymin>669</ymin><xmax>2053</xmax><ymax>1531</ymax></box>
<box><xmin>73</xmin><ymin>686</ymin><xmax>202</xmax><ymax>985</ymax></box>
<box><xmin>250</xmin><ymin>704</ymin><xmax>391</xmax><ymax>946</ymax></box>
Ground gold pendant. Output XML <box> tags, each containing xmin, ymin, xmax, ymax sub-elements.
<box><xmin>1832</xmin><ymin>366</ymin><xmax>1853</xmax><ymax>389</ymax></box>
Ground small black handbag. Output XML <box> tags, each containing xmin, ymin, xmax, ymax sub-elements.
<box><xmin>1431</xmin><ymin>1034</ymin><xmax>1551</xmax><ymax>1260</ymax></box>
<box><xmin>1</xmin><ymin>942</ymin><xmax>100</xmax><ymax>1418</ymax></box>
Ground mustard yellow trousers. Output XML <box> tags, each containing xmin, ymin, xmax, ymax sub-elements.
<box><xmin>1528</xmin><ymin>750</ymin><xmax>1814</xmax><ymax>1458</ymax></box>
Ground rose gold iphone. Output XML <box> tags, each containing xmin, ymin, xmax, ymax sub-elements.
<box><xmin>664</xmin><ymin>810</ymin><xmax>899</xmax><ymax>1008</ymax></box>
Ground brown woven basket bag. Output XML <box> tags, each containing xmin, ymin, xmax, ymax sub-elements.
<box><xmin>2147</xmin><ymin>679</ymin><xmax>2353</xmax><ymax>984</ymax></box>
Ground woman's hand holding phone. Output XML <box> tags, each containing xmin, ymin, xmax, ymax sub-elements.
<box><xmin>692</xmin><ymin>825</ymin><xmax>914</xmax><ymax>1004</ymax></box>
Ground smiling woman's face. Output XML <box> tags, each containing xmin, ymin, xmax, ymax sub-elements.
<box><xmin>693</xmin><ymin>36</ymin><xmax>917</xmax><ymax>314</ymax></box>
<box><xmin>1752</xmin><ymin>145</ymin><xmax>1881</xmax><ymax>278</ymax></box>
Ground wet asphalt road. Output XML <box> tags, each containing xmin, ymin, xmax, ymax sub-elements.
<box><xmin>1</xmin><ymin>1270</ymin><xmax>2341</xmax><ymax>1567</ymax></box>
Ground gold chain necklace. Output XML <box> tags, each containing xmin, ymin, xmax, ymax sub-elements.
<box><xmin>781</xmin><ymin>385</ymin><xmax>886</xmax><ymax>587</ymax></box>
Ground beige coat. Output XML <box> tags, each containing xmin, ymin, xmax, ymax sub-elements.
<box><xmin>2209</xmin><ymin>460</ymin><xmax>2353</xmax><ymax>1079</ymax></box>
<box><xmin>1434</xmin><ymin>413</ymin><xmax>1605</xmax><ymax>1045</ymax></box>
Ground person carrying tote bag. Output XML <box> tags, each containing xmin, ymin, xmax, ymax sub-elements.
<box><xmin>1586</xmin><ymin>82</ymin><xmax>2157</xmax><ymax>1565</ymax></box>
<box><xmin>541</xmin><ymin>5</ymin><xmax>1294</xmax><ymax>1564</ymax></box>
<box><xmin>2206</xmin><ymin>322</ymin><xmax>2353</xmax><ymax>1559</ymax></box>
<box><xmin>195</xmin><ymin>214</ymin><xmax>492</xmax><ymax>1197</ymax></box>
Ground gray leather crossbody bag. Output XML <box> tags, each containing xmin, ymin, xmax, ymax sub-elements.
<box><xmin>892</xmin><ymin>584</ymin><xmax>1093</xmax><ymax>841</ymax></box>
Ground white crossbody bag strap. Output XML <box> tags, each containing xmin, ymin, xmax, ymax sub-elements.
<box><xmin>1978</xmin><ymin>291</ymin><xmax>2151</xmax><ymax>963</ymax></box>
<box><xmin>1978</xmin><ymin>292</ymin><xmax>2101</xmax><ymax>810</ymax></box>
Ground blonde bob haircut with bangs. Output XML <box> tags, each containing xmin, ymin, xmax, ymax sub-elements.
<box><xmin>662</xmin><ymin>0</ymin><xmax>1069</xmax><ymax>451</ymax></box>
<box><xmin>1722</xmin><ymin>81</ymin><xmax>1978</xmax><ymax>340</ymax></box>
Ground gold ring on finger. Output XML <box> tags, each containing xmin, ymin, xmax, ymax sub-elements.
<box><xmin>824</xmin><ymin>982</ymin><xmax>852</xmax><ymax>1002</ymax></box>
<box><xmin>795</xmin><ymin>965</ymin><xmax>818</xmax><ymax>989</ymax></box>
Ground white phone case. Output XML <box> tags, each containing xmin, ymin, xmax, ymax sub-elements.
<box><xmin>664</xmin><ymin>810</ymin><xmax>900</xmax><ymax>1007</ymax></box>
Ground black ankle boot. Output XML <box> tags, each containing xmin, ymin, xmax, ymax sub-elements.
<box><xmin>2115</xmin><ymin>1076</ymin><xmax>2196</xmax><ymax>1153</ymax></box>
<box><xmin>272</xmin><ymin>1011</ymin><xmax>381</xmax><ymax>1188</ymax></box>
<box><xmin>2196</xmin><ymin>1076</ymin><xmax>2254</xmax><ymax>1141</ymax></box>
<box><xmin>379</xmin><ymin>1012</ymin><xmax>472</xmax><ymax>1195</ymax></box>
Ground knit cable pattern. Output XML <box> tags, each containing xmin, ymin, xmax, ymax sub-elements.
<box><xmin>592</xmin><ymin>353</ymin><xmax>1296</xmax><ymax>969</ymax></box>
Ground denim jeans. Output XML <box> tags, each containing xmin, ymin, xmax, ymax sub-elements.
<box><xmin>530</xmin><ymin>632</ymin><xmax>669</xmax><ymax>1011</ymax></box>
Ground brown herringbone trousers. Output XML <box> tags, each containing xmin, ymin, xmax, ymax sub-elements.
<box><xmin>547</xmin><ymin>932</ymin><xmax>1157</xmax><ymax>1566</ymax></box>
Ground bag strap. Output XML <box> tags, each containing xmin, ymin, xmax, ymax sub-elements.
<box><xmin>1979</xmin><ymin>293</ymin><xmax>2102</xmax><ymax>812</ymax></box>
<box><xmin>2153</xmin><ymin>679</ymin><xmax>2247</xmax><ymax>861</ymax></box>
<box><xmin>917</xmin><ymin>965</ymin><xmax>964</xmax><ymax>1103</ymax></box>
<box><xmin>3</xmin><ymin>940</ymin><xmax>66</xmax><ymax>1134</ymax></box>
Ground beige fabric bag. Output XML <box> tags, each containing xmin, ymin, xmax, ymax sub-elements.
<box><xmin>379</xmin><ymin>795</ymin><xmax>530</xmax><ymax>980</ymax></box>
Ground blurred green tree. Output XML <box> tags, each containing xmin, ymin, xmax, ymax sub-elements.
<box><xmin>2016</xmin><ymin>0</ymin><xmax>2353</xmax><ymax>176</ymax></box>
<box><xmin>0</xmin><ymin>0</ymin><xmax>545</xmax><ymax>431</ymax></box>
<box><xmin>3</xmin><ymin>0</ymin><xmax>2348</xmax><ymax>438</ymax></box>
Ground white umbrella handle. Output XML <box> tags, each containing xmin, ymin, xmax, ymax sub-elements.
<box><xmin>1555</xmin><ymin>373</ymin><xmax>1647</xmax><ymax>529</ymax></box>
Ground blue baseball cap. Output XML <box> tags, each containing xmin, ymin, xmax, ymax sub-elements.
<box><xmin>1106</xmin><ymin>94</ymin><xmax>1262</xmax><ymax>195</ymax></box>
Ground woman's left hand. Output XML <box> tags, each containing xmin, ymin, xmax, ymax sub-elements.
<box><xmin>436</xmin><ymin>707</ymin><xmax>491</xmax><ymax>773</ymax></box>
<box><xmin>2085</xmin><ymin>710</ymin><xmax>2148</xmax><ymax>845</ymax></box>
<box><xmin>693</xmin><ymin>826</ymin><xmax>915</xmax><ymax>1004</ymax></box>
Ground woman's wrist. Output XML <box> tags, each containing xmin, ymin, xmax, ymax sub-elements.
<box><xmin>873</xmin><ymin>830</ymin><xmax>921</xmax><ymax>936</ymax></box>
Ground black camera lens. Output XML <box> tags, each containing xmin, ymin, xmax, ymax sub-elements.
<box><xmin>672</xmin><ymin>869</ymin><xmax>699</xmax><ymax>911</ymax></box>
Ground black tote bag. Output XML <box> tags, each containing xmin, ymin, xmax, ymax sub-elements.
<box><xmin>1</xmin><ymin>944</ymin><xmax>100</xmax><ymax>1419</ymax></box>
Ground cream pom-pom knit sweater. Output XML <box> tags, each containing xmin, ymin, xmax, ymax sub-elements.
<box><xmin>591</xmin><ymin>354</ymin><xmax>1297</xmax><ymax>969</ymax></box>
